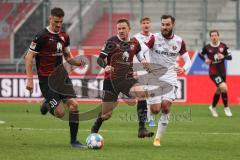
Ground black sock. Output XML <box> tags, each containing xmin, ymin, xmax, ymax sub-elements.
<box><xmin>212</xmin><ymin>93</ymin><xmax>220</xmax><ymax>108</ymax></box>
<box><xmin>69</xmin><ymin>111</ymin><xmax>79</xmax><ymax>143</ymax></box>
<box><xmin>91</xmin><ymin>112</ymin><xmax>103</xmax><ymax>133</ymax></box>
<box><xmin>137</xmin><ymin>100</ymin><xmax>147</xmax><ymax>130</ymax></box>
<box><xmin>221</xmin><ymin>92</ymin><xmax>228</xmax><ymax>108</ymax></box>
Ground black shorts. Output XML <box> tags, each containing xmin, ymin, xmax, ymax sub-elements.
<box><xmin>39</xmin><ymin>76</ymin><xmax>76</xmax><ymax>110</ymax></box>
<box><xmin>102</xmin><ymin>78</ymin><xmax>138</xmax><ymax>102</ymax></box>
<box><xmin>209</xmin><ymin>74</ymin><xmax>226</xmax><ymax>86</ymax></box>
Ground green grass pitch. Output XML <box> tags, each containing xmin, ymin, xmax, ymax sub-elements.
<box><xmin>0</xmin><ymin>102</ymin><xmax>239</xmax><ymax>160</ymax></box>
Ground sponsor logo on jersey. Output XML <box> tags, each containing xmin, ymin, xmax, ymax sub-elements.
<box><xmin>219</xmin><ymin>47</ymin><xmax>224</xmax><ymax>53</ymax></box>
<box><xmin>130</xmin><ymin>44</ymin><xmax>135</xmax><ymax>50</ymax></box>
<box><xmin>154</xmin><ymin>50</ymin><xmax>177</xmax><ymax>57</ymax></box>
<box><xmin>60</xmin><ymin>36</ymin><xmax>65</xmax><ymax>42</ymax></box>
<box><xmin>172</xmin><ymin>45</ymin><xmax>177</xmax><ymax>51</ymax></box>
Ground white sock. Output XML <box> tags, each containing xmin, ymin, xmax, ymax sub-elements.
<box><xmin>147</xmin><ymin>105</ymin><xmax>152</xmax><ymax>122</ymax></box>
<box><xmin>155</xmin><ymin>113</ymin><xmax>169</xmax><ymax>139</ymax></box>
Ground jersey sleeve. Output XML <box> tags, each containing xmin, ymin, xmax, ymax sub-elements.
<box><xmin>65</xmin><ymin>34</ymin><xmax>70</xmax><ymax>47</ymax></box>
<box><xmin>201</xmin><ymin>46</ymin><xmax>208</xmax><ymax>55</ymax></box>
<box><xmin>223</xmin><ymin>44</ymin><xmax>230</xmax><ymax>55</ymax></box>
<box><xmin>64</xmin><ymin>34</ymin><xmax>70</xmax><ymax>52</ymax></box>
<box><xmin>29</xmin><ymin>32</ymin><xmax>44</xmax><ymax>53</ymax></box>
<box><xmin>100</xmin><ymin>40</ymin><xmax>117</xmax><ymax>56</ymax></box>
<box><xmin>222</xmin><ymin>43</ymin><xmax>232</xmax><ymax>60</ymax></box>
<box><xmin>145</xmin><ymin>35</ymin><xmax>155</xmax><ymax>48</ymax></box>
<box><xmin>179</xmin><ymin>40</ymin><xmax>187</xmax><ymax>55</ymax></box>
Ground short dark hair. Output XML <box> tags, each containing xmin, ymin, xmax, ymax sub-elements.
<box><xmin>161</xmin><ymin>14</ymin><xmax>175</xmax><ymax>23</ymax></box>
<box><xmin>209</xmin><ymin>29</ymin><xmax>219</xmax><ymax>37</ymax></box>
<box><xmin>117</xmin><ymin>18</ymin><xmax>130</xmax><ymax>28</ymax></box>
<box><xmin>140</xmin><ymin>16</ymin><xmax>151</xmax><ymax>23</ymax></box>
<box><xmin>51</xmin><ymin>7</ymin><xmax>65</xmax><ymax>17</ymax></box>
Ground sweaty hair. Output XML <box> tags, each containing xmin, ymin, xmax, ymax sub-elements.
<box><xmin>209</xmin><ymin>30</ymin><xmax>219</xmax><ymax>37</ymax></box>
<box><xmin>51</xmin><ymin>7</ymin><xmax>65</xmax><ymax>17</ymax></box>
<box><xmin>117</xmin><ymin>18</ymin><xmax>130</xmax><ymax>28</ymax></box>
<box><xmin>161</xmin><ymin>14</ymin><xmax>175</xmax><ymax>24</ymax></box>
<box><xmin>140</xmin><ymin>16</ymin><xmax>151</xmax><ymax>23</ymax></box>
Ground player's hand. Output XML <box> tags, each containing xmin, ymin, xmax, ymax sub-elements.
<box><xmin>205</xmin><ymin>59</ymin><xmax>211</xmax><ymax>65</ymax></box>
<box><xmin>175</xmin><ymin>67</ymin><xmax>185</xmax><ymax>75</ymax></box>
<box><xmin>217</xmin><ymin>53</ymin><xmax>224</xmax><ymax>60</ymax></box>
<box><xmin>26</xmin><ymin>78</ymin><xmax>33</xmax><ymax>94</ymax></box>
<box><xmin>133</xmin><ymin>71</ymin><xmax>138</xmax><ymax>79</ymax></box>
<box><xmin>141</xmin><ymin>59</ymin><xmax>151</xmax><ymax>72</ymax></box>
<box><xmin>104</xmin><ymin>65</ymin><xmax>114</xmax><ymax>73</ymax></box>
<box><xmin>78</xmin><ymin>59</ymin><xmax>86</xmax><ymax>67</ymax></box>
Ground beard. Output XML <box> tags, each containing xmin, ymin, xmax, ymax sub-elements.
<box><xmin>161</xmin><ymin>29</ymin><xmax>173</xmax><ymax>38</ymax></box>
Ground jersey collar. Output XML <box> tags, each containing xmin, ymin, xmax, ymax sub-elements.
<box><xmin>210</xmin><ymin>41</ymin><xmax>220</xmax><ymax>47</ymax></box>
<box><xmin>117</xmin><ymin>34</ymin><xmax>130</xmax><ymax>42</ymax></box>
<box><xmin>46</xmin><ymin>26</ymin><xmax>59</xmax><ymax>34</ymax></box>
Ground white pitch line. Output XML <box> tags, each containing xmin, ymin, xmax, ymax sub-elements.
<box><xmin>0</xmin><ymin>120</ymin><xmax>5</xmax><ymax>124</ymax></box>
<box><xmin>2</xmin><ymin>127</ymin><xmax>240</xmax><ymax>136</ymax></box>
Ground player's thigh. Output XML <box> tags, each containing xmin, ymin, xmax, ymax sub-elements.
<box><xmin>54</xmin><ymin>103</ymin><xmax>65</xmax><ymax>118</ymax></box>
<box><xmin>65</xmin><ymin>98</ymin><xmax>78</xmax><ymax>111</ymax></box>
<box><xmin>129</xmin><ymin>83</ymin><xmax>148</xmax><ymax>100</ymax></box>
<box><xmin>210</xmin><ymin>75</ymin><xmax>224</xmax><ymax>86</ymax></box>
<box><xmin>219</xmin><ymin>82</ymin><xmax>228</xmax><ymax>92</ymax></box>
<box><xmin>102</xmin><ymin>80</ymin><xmax>119</xmax><ymax>102</ymax></box>
<box><xmin>39</xmin><ymin>81</ymin><xmax>63</xmax><ymax>114</ymax></box>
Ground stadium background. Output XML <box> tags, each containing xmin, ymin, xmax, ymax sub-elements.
<box><xmin>0</xmin><ymin>0</ymin><xmax>239</xmax><ymax>104</ymax></box>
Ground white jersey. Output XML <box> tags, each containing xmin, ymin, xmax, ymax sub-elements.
<box><xmin>146</xmin><ymin>33</ymin><xmax>187</xmax><ymax>86</ymax></box>
<box><xmin>134</xmin><ymin>32</ymin><xmax>152</xmax><ymax>62</ymax></box>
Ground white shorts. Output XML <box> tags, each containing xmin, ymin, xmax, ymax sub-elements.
<box><xmin>146</xmin><ymin>84</ymin><xmax>178</xmax><ymax>105</ymax></box>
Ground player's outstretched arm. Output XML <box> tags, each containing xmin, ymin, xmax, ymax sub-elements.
<box><xmin>63</xmin><ymin>49</ymin><xmax>85</xmax><ymax>67</ymax></box>
<box><xmin>25</xmin><ymin>50</ymin><xmax>36</xmax><ymax>93</ymax></box>
<box><xmin>176</xmin><ymin>52</ymin><xmax>192</xmax><ymax>75</ymax></box>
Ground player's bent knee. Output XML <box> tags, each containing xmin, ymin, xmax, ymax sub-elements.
<box><xmin>161</xmin><ymin>101</ymin><xmax>171</xmax><ymax>113</ymax></box>
<box><xmin>55</xmin><ymin>111</ymin><xmax>65</xmax><ymax>118</ymax></box>
<box><xmin>69</xmin><ymin>103</ymin><xmax>78</xmax><ymax>112</ymax></box>
<box><xmin>150</xmin><ymin>105</ymin><xmax>160</xmax><ymax>114</ymax></box>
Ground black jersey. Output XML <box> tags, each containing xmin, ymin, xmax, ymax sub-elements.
<box><xmin>201</xmin><ymin>42</ymin><xmax>229</xmax><ymax>76</ymax></box>
<box><xmin>100</xmin><ymin>36</ymin><xmax>141</xmax><ymax>80</ymax></box>
<box><xmin>29</xmin><ymin>27</ymin><xmax>70</xmax><ymax>77</ymax></box>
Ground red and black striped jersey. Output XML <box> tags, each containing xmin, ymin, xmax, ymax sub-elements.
<box><xmin>201</xmin><ymin>42</ymin><xmax>229</xmax><ymax>75</ymax></box>
<box><xmin>100</xmin><ymin>36</ymin><xmax>141</xmax><ymax>80</ymax></box>
<box><xmin>29</xmin><ymin>27</ymin><xmax>70</xmax><ymax>77</ymax></box>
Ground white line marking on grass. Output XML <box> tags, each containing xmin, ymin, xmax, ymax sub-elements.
<box><xmin>0</xmin><ymin>120</ymin><xmax>5</xmax><ymax>124</ymax></box>
<box><xmin>2</xmin><ymin>127</ymin><xmax>240</xmax><ymax>136</ymax></box>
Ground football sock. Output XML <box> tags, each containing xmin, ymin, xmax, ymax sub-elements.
<box><xmin>212</xmin><ymin>93</ymin><xmax>220</xmax><ymax>108</ymax></box>
<box><xmin>221</xmin><ymin>92</ymin><xmax>228</xmax><ymax>108</ymax></box>
<box><xmin>69</xmin><ymin>111</ymin><xmax>79</xmax><ymax>143</ymax></box>
<box><xmin>155</xmin><ymin>113</ymin><xmax>169</xmax><ymax>139</ymax></box>
<box><xmin>137</xmin><ymin>100</ymin><xmax>147</xmax><ymax>130</ymax></box>
<box><xmin>91</xmin><ymin>112</ymin><xmax>103</xmax><ymax>133</ymax></box>
<box><xmin>147</xmin><ymin>104</ymin><xmax>154</xmax><ymax>122</ymax></box>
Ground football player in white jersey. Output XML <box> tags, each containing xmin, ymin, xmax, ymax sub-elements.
<box><xmin>138</xmin><ymin>15</ymin><xmax>192</xmax><ymax>147</ymax></box>
<box><xmin>134</xmin><ymin>16</ymin><xmax>155</xmax><ymax>127</ymax></box>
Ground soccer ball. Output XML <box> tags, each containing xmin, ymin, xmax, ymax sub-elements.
<box><xmin>86</xmin><ymin>133</ymin><xmax>104</xmax><ymax>149</ymax></box>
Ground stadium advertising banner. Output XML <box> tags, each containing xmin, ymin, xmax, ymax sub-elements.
<box><xmin>1</xmin><ymin>49</ymin><xmax>239</xmax><ymax>104</ymax></box>
<box><xmin>0</xmin><ymin>75</ymin><xmax>186</xmax><ymax>103</ymax></box>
